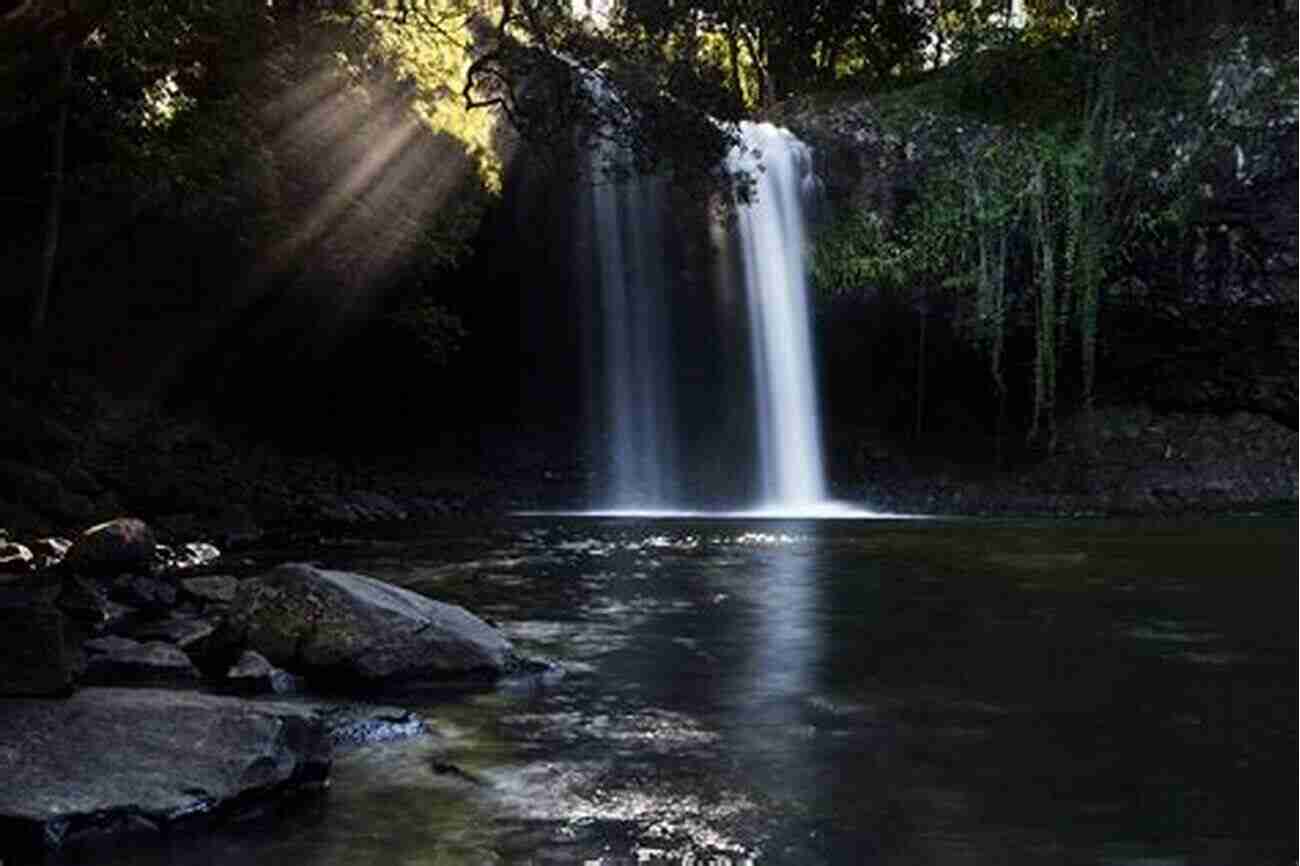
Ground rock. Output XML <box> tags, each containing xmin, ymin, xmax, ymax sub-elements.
<box><xmin>57</xmin><ymin>577</ymin><xmax>134</xmax><ymax>632</ymax></box>
<box><xmin>82</xmin><ymin>636</ymin><xmax>200</xmax><ymax>685</ymax></box>
<box><xmin>110</xmin><ymin>573</ymin><xmax>178</xmax><ymax>611</ymax></box>
<box><xmin>155</xmin><ymin>541</ymin><xmax>222</xmax><ymax>572</ymax></box>
<box><xmin>30</xmin><ymin>536</ymin><xmax>73</xmax><ymax>569</ymax></box>
<box><xmin>224</xmin><ymin>650</ymin><xmax>303</xmax><ymax>695</ymax></box>
<box><xmin>0</xmin><ymin>688</ymin><xmax>333</xmax><ymax>858</ymax></box>
<box><xmin>0</xmin><ymin>539</ymin><xmax>35</xmax><ymax>574</ymax></box>
<box><xmin>222</xmin><ymin>562</ymin><xmax>515</xmax><ymax>685</ymax></box>
<box><xmin>0</xmin><ymin>596</ymin><xmax>71</xmax><ymax>696</ymax></box>
<box><xmin>125</xmin><ymin>613</ymin><xmax>217</xmax><ymax>650</ymax></box>
<box><xmin>64</xmin><ymin>518</ymin><xmax>157</xmax><ymax>575</ymax></box>
<box><xmin>181</xmin><ymin>574</ymin><xmax>240</xmax><ymax>607</ymax></box>
<box><xmin>315</xmin><ymin>703</ymin><xmax>426</xmax><ymax>749</ymax></box>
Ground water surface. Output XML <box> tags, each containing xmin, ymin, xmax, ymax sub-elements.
<box><xmin>95</xmin><ymin>516</ymin><xmax>1297</xmax><ymax>865</ymax></box>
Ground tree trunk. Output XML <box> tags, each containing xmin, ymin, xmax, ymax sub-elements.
<box><xmin>32</xmin><ymin>42</ymin><xmax>71</xmax><ymax>337</ymax></box>
<box><xmin>725</xmin><ymin>22</ymin><xmax>745</xmax><ymax>108</ymax></box>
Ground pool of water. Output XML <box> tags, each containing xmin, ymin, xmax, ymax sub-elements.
<box><xmin>91</xmin><ymin>515</ymin><xmax>1296</xmax><ymax>865</ymax></box>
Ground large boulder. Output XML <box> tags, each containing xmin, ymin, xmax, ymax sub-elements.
<box><xmin>63</xmin><ymin>518</ymin><xmax>157</xmax><ymax>575</ymax></box>
<box><xmin>222</xmin><ymin>563</ymin><xmax>515</xmax><ymax>684</ymax></box>
<box><xmin>0</xmin><ymin>688</ymin><xmax>333</xmax><ymax>858</ymax></box>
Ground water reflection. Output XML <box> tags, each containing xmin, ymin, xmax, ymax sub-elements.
<box><xmin>77</xmin><ymin>517</ymin><xmax>1297</xmax><ymax>866</ymax></box>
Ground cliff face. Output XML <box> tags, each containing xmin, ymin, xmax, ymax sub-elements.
<box><xmin>771</xmin><ymin>59</ymin><xmax>1296</xmax><ymax>511</ymax></box>
<box><xmin>779</xmin><ymin>72</ymin><xmax>1297</xmax><ymax>426</ymax></box>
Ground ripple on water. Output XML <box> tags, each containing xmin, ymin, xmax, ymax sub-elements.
<box><xmin>486</xmin><ymin>760</ymin><xmax>762</xmax><ymax>865</ymax></box>
<box><xmin>500</xmin><ymin>707</ymin><xmax>719</xmax><ymax>753</ymax></box>
<box><xmin>499</xmin><ymin>618</ymin><xmax>633</xmax><ymax>662</ymax></box>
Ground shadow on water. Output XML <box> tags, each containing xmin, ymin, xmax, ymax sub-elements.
<box><xmin>83</xmin><ymin>515</ymin><xmax>1297</xmax><ymax>865</ymax></box>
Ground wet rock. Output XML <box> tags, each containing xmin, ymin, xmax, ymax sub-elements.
<box><xmin>222</xmin><ymin>562</ymin><xmax>515</xmax><ymax>685</ymax></box>
<box><xmin>124</xmin><ymin>613</ymin><xmax>217</xmax><ymax>650</ymax></box>
<box><xmin>83</xmin><ymin>635</ymin><xmax>199</xmax><ymax>685</ymax></box>
<box><xmin>181</xmin><ymin>574</ymin><xmax>240</xmax><ymax>607</ymax></box>
<box><xmin>155</xmin><ymin>541</ymin><xmax>222</xmax><ymax>572</ymax></box>
<box><xmin>316</xmin><ymin>704</ymin><xmax>426</xmax><ymax>749</ymax></box>
<box><xmin>64</xmin><ymin>518</ymin><xmax>157</xmax><ymax>575</ymax></box>
<box><xmin>111</xmin><ymin>573</ymin><xmax>178</xmax><ymax>611</ymax></box>
<box><xmin>0</xmin><ymin>596</ymin><xmax>71</xmax><ymax>696</ymax></box>
<box><xmin>224</xmin><ymin>650</ymin><xmax>303</xmax><ymax>695</ymax></box>
<box><xmin>0</xmin><ymin>539</ymin><xmax>35</xmax><ymax>574</ymax></box>
<box><xmin>0</xmin><ymin>688</ymin><xmax>333</xmax><ymax>858</ymax></box>
<box><xmin>31</xmin><ymin>536</ymin><xmax>73</xmax><ymax>569</ymax></box>
<box><xmin>57</xmin><ymin>577</ymin><xmax>134</xmax><ymax>632</ymax></box>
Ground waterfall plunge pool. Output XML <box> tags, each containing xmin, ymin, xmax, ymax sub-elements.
<box><xmin>83</xmin><ymin>514</ymin><xmax>1296</xmax><ymax>865</ymax></box>
<box><xmin>516</xmin><ymin>502</ymin><xmax>915</xmax><ymax>519</ymax></box>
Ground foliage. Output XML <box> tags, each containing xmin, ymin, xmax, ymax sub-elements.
<box><xmin>613</xmin><ymin>0</ymin><xmax>931</xmax><ymax>110</ymax></box>
<box><xmin>380</xmin><ymin>294</ymin><xmax>469</xmax><ymax>367</ymax></box>
<box><xmin>808</xmin><ymin>6</ymin><xmax>1297</xmax><ymax>450</ymax></box>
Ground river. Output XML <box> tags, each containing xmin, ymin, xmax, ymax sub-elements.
<box><xmin>85</xmin><ymin>515</ymin><xmax>1296</xmax><ymax>865</ymax></box>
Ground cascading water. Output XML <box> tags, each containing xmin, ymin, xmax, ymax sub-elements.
<box><xmin>727</xmin><ymin>122</ymin><xmax>828</xmax><ymax>509</ymax></box>
<box><xmin>588</xmin><ymin>110</ymin><xmax>679</xmax><ymax>509</ymax></box>
<box><xmin>585</xmin><ymin>113</ymin><xmax>838</xmax><ymax>514</ymax></box>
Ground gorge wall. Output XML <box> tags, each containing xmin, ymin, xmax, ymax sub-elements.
<box><xmin>772</xmin><ymin>76</ymin><xmax>1297</xmax><ymax>512</ymax></box>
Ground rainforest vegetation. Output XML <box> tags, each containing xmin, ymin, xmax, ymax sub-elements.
<box><xmin>1</xmin><ymin>0</ymin><xmax>1295</xmax><ymax>465</ymax></box>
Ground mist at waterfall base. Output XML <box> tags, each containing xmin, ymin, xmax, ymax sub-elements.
<box><xmin>579</xmin><ymin>121</ymin><xmax>881</xmax><ymax>519</ymax></box>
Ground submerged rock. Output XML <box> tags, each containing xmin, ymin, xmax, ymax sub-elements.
<box><xmin>0</xmin><ymin>688</ymin><xmax>333</xmax><ymax>858</ymax></box>
<box><xmin>222</xmin><ymin>562</ymin><xmax>515</xmax><ymax>685</ymax></box>
<box><xmin>225</xmin><ymin>649</ymin><xmax>303</xmax><ymax>695</ymax></box>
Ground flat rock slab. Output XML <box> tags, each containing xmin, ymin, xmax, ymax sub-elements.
<box><xmin>0</xmin><ymin>688</ymin><xmax>333</xmax><ymax>857</ymax></box>
<box><xmin>82</xmin><ymin>636</ymin><xmax>201</xmax><ymax>685</ymax></box>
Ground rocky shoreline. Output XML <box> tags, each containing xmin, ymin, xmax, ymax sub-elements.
<box><xmin>0</xmin><ymin>517</ymin><xmax>539</xmax><ymax>863</ymax></box>
<box><xmin>1</xmin><ymin>379</ymin><xmax>1294</xmax><ymax>861</ymax></box>
<box><xmin>3</xmin><ymin>381</ymin><xmax>1295</xmax><ymax>545</ymax></box>
<box><xmin>832</xmin><ymin>407</ymin><xmax>1298</xmax><ymax>518</ymax></box>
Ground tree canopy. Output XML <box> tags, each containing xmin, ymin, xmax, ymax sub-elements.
<box><xmin>1</xmin><ymin>0</ymin><xmax>1293</xmax><ymax>410</ymax></box>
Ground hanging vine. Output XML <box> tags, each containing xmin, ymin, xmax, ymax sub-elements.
<box><xmin>809</xmin><ymin>115</ymin><xmax>1117</xmax><ymax>455</ymax></box>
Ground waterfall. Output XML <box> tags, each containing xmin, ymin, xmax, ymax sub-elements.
<box><xmin>584</xmin><ymin>115</ymin><xmax>833</xmax><ymax>514</ymax></box>
<box><xmin>728</xmin><ymin>122</ymin><xmax>827</xmax><ymax>509</ymax></box>
<box><xmin>589</xmin><ymin>124</ymin><xmax>679</xmax><ymax>509</ymax></box>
